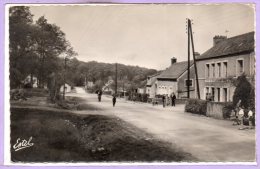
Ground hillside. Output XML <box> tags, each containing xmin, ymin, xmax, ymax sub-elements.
<box><xmin>66</xmin><ymin>58</ymin><xmax>158</xmax><ymax>92</ymax></box>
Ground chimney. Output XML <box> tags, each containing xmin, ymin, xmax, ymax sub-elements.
<box><xmin>171</xmin><ymin>57</ymin><xmax>177</xmax><ymax>65</ymax></box>
<box><xmin>194</xmin><ymin>52</ymin><xmax>200</xmax><ymax>58</ymax></box>
<box><xmin>213</xmin><ymin>35</ymin><xmax>227</xmax><ymax>46</ymax></box>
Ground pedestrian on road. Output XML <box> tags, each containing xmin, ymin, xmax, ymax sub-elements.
<box><xmin>162</xmin><ymin>95</ymin><xmax>166</xmax><ymax>108</ymax></box>
<box><xmin>165</xmin><ymin>94</ymin><xmax>169</xmax><ymax>106</ymax></box>
<box><xmin>171</xmin><ymin>93</ymin><xmax>176</xmax><ymax>107</ymax></box>
<box><xmin>97</xmin><ymin>90</ymin><xmax>102</xmax><ymax>102</ymax></box>
<box><xmin>112</xmin><ymin>95</ymin><xmax>117</xmax><ymax>107</ymax></box>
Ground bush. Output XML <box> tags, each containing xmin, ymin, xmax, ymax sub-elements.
<box><xmin>233</xmin><ymin>74</ymin><xmax>254</xmax><ymax>110</ymax></box>
<box><xmin>185</xmin><ymin>99</ymin><xmax>207</xmax><ymax>115</ymax></box>
<box><xmin>23</xmin><ymin>88</ymin><xmax>48</xmax><ymax>97</ymax></box>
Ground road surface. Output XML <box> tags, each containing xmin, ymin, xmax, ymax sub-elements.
<box><xmin>68</xmin><ymin>87</ymin><xmax>256</xmax><ymax>162</ymax></box>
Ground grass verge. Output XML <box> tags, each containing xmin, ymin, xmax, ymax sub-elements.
<box><xmin>11</xmin><ymin>107</ymin><xmax>196</xmax><ymax>162</ymax></box>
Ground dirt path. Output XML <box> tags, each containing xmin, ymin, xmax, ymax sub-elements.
<box><xmin>68</xmin><ymin>87</ymin><xmax>256</xmax><ymax>162</ymax></box>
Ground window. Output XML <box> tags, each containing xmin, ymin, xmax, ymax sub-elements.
<box><xmin>223</xmin><ymin>88</ymin><xmax>228</xmax><ymax>102</ymax></box>
<box><xmin>223</xmin><ymin>62</ymin><xmax>228</xmax><ymax>77</ymax></box>
<box><xmin>185</xmin><ymin>79</ymin><xmax>193</xmax><ymax>87</ymax></box>
<box><xmin>211</xmin><ymin>88</ymin><xmax>215</xmax><ymax>101</ymax></box>
<box><xmin>217</xmin><ymin>88</ymin><xmax>220</xmax><ymax>102</ymax></box>
<box><xmin>206</xmin><ymin>64</ymin><xmax>210</xmax><ymax>78</ymax></box>
<box><xmin>206</xmin><ymin>87</ymin><xmax>209</xmax><ymax>94</ymax></box>
<box><xmin>205</xmin><ymin>87</ymin><xmax>210</xmax><ymax>100</ymax></box>
<box><xmin>217</xmin><ymin>63</ymin><xmax>221</xmax><ymax>77</ymax></box>
<box><xmin>237</xmin><ymin>59</ymin><xmax>244</xmax><ymax>76</ymax></box>
<box><xmin>211</xmin><ymin>63</ymin><xmax>215</xmax><ymax>78</ymax></box>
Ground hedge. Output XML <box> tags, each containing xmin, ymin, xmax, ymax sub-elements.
<box><xmin>185</xmin><ymin>99</ymin><xmax>207</xmax><ymax>115</ymax></box>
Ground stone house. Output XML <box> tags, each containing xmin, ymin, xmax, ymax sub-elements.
<box><xmin>196</xmin><ymin>32</ymin><xmax>255</xmax><ymax>102</ymax></box>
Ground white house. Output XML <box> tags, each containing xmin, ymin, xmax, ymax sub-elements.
<box><xmin>60</xmin><ymin>83</ymin><xmax>72</xmax><ymax>93</ymax></box>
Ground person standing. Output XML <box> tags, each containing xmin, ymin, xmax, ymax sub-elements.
<box><xmin>165</xmin><ymin>95</ymin><xmax>168</xmax><ymax>107</ymax></box>
<box><xmin>162</xmin><ymin>95</ymin><xmax>166</xmax><ymax>108</ymax></box>
<box><xmin>112</xmin><ymin>95</ymin><xmax>117</xmax><ymax>107</ymax></box>
<box><xmin>171</xmin><ymin>93</ymin><xmax>176</xmax><ymax>107</ymax></box>
<box><xmin>97</xmin><ymin>90</ymin><xmax>102</xmax><ymax>102</ymax></box>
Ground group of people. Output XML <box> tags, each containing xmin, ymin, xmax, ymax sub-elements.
<box><xmin>163</xmin><ymin>93</ymin><xmax>176</xmax><ymax>107</ymax></box>
<box><xmin>154</xmin><ymin>93</ymin><xmax>176</xmax><ymax>108</ymax></box>
<box><xmin>233</xmin><ymin>100</ymin><xmax>255</xmax><ymax>130</ymax></box>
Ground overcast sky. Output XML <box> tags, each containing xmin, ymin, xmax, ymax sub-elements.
<box><xmin>29</xmin><ymin>4</ymin><xmax>255</xmax><ymax>70</ymax></box>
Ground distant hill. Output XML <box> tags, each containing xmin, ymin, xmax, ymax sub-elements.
<box><xmin>66</xmin><ymin>58</ymin><xmax>158</xmax><ymax>92</ymax></box>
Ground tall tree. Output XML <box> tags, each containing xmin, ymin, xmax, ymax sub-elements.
<box><xmin>9</xmin><ymin>6</ymin><xmax>34</xmax><ymax>88</ymax></box>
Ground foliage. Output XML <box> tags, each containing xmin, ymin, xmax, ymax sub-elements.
<box><xmin>69</xmin><ymin>60</ymin><xmax>157</xmax><ymax>92</ymax></box>
<box><xmin>128</xmin><ymin>93</ymin><xmax>149</xmax><ymax>102</ymax></box>
<box><xmin>9</xmin><ymin>6</ymin><xmax>77</xmax><ymax>91</ymax></box>
<box><xmin>185</xmin><ymin>99</ymin><xmax>207</xmax><ymax>115</ymax></box>
<box><xmin>232</xmin><ymin>74</ymin><xmax>255</xmax><ymax>111</ymax></box>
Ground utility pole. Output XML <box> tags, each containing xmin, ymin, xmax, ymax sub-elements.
<box><xmin>63</xmin><ymin>56</ymin><xmax>67</xmax><ymax>100</ymax></box>
<box><xmin>187</xmin><ymin>18</ymin><xmax>190</xmax><ymax>99</ymax></box>
<box><xmin>188</xmin><ymin>19</ymin><xmax>201</xmax><ymax>99</ymax></box>
<box><xmin>115</xmin><ymin>63</ymin><xmax>118</xmax><ymax>96</ymax></box>
<box><xmin>187</xmin><ymin>19</ymin><xmax>200</xmax><ymax>99</ymax></box>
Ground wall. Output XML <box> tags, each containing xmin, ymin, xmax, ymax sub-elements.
<box><xmin>177</xmin><ymin>65</ymin><xmax>196</xmax><ymax>99</ymax></box>
<box><xmin>60</xmin><ymin>84</ymin><xmax>71</xmax><ymax>93</ymax></box>
<box><xmin>206</xmin><ymin>102</ymin><xmax>225</xmax><ymax>119</ymax></box>
<box><xmin>156</xmin><ymin>80</ymin><xmax>177</xmax><ymax>96</ymax></box>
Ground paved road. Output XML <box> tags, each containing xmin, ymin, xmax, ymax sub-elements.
<box><xmin>69</xmin><ymin>87</ymin><xmax>256</xmax><ymax>162</ymax></box>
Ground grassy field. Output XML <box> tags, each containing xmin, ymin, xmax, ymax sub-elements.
<box><xmin>11</xmin><ymin>106</ymin><xmax>196</xmax><ymax>162</ymax></box>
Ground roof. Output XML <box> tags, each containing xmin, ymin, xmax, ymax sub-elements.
<box><xmin>147</xmin><ymin>74</ymin><xmax>159</xmax><ymax>86</ymax></box>
<box><xmin>157</xmin><ymin>61</ymin><xmax>194</xmax><ymax>80</ymax></box>
<box><xmin>197</xmin><ymin>32</ymin><xmax>255</xmax><ymax>60</ymax></box>
<box><xmin>147</xmin><ymin>72</ymin><xmax>161</xmax><ymax>78</ymax></box>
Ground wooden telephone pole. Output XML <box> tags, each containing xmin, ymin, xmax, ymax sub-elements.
<box><xmin>187</xmin><ymin>19</ymin><xmax>191</xmax><ymax>99</ymax></box>
<box><xmin>115</xmin><ymin>63</ymin><xmax>118</xmax><ymax>96</ymax></box>
<box><xmin>63</xmin><ymin>56</ymin><xmax>67</xmax><ymax>100</ymax></box>
<box><xmin>187</xmin><ymin>18</ymin><xmax>200</xmax><ymax>99</ymax></box>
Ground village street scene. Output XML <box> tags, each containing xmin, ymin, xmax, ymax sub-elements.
<box><xmin>8</xmin><ymin>4</ymin><xmax>255</xmax><ymax>163</ymax></box>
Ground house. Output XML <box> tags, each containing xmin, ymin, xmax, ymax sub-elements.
<box><xmin>196</xmin><ymin>32</ymin><xmax>255</xmax><ymax>102</ymax></box>
<box><xmin>146</xmin><ymin>57</ymin><xmax>197</xmax><ymax>99</ymax></box>
<box><xmin>60</xmin><ymin>83</ymin><xmax>72</xmax><ymax>93</ymax></box>
<box><xmin>137</xmin><ymin>88</ymin><xmax>145</xmax><ymax>94</ymax></box>
<box><xmin>146</xmin><ymin>73</ymin><xmax>160</xmax><ymax>98</ymax></box>
<box><xmin>156</xmin><ymin>57</ymin><xmax>196</xmax><ymax>98</ymax></box>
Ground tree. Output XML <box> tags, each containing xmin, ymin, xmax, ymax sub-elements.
<box><xmin>9</xmin><ymin>6</ymin><xmax>34</xmax><ymax>88</ymax></box>
<box><xmin>35</xmin><ymin>16</ymin><xmax>68</xmax><ymax>88</ymax></box>
<box><xmin>233</xmin><ymin>74</ymin><xmax>255</xmax><ymax>110</ymax></box>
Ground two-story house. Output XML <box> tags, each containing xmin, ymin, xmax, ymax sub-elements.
<box><xmin>196</xmin><ymin>32</ymin><xmax>255</xmax><ymax>102</ymax></box>
<box><xmin>146</xmin><ymin>57</ymin><xmax>196</xmax><ymax>98</ymax></box>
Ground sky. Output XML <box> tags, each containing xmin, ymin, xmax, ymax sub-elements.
<box><xmin>29</xmin><ymin>4</ymin><xmax>255</xmax><ymax>70</ymax></box>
